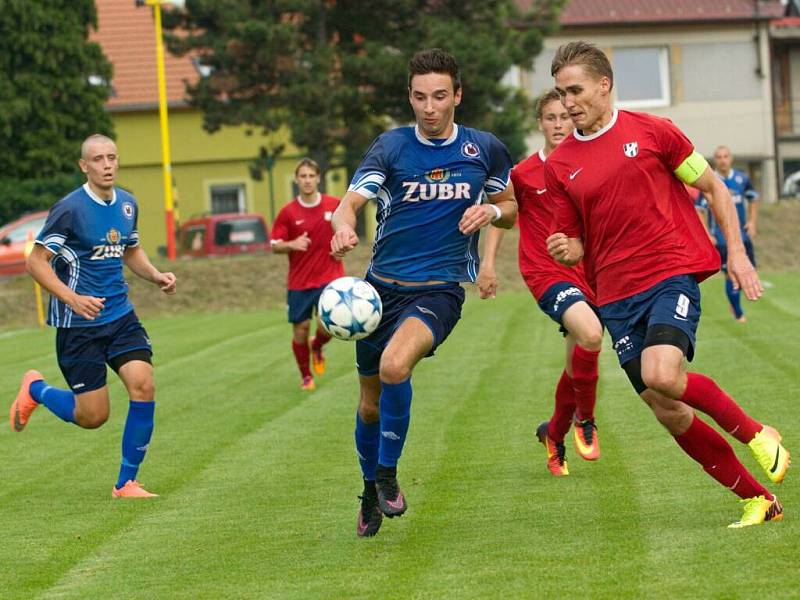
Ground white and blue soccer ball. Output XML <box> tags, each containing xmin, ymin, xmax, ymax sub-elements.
<box><xmin>318</xmin><ymin>276</ymin><xmax>383</xmax><ymax>341</ymax></box>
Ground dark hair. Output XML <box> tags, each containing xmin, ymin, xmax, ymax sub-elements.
<box><xmin>294</xmin><ymin>157</ymin><xmax>321</xmax><ymax>177</ymax></box>
<box><xmin>407</xmin><ymin>48</ymin><xmax>461</xmax><ymax>92</ymax></box>
<box><xmin>535</xmin><ymin>89</ymin><xmax>563</xmax><ymax>119</ymax></box>
<box><xmin>551</xmin><ymin>41</ymin><xmax>614</xmax><ymax>90</ymax></box>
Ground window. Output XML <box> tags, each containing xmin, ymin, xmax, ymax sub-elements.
<box><xmin>613</xmin><ymin>47</ymin><xmax>670</xmax><ymax>108</ymax></box>
<box><xmin>180</xmin><ymin>225</ymin><xmax>206</xmax><ymax>252</ymax></box>
<box><xmin>5</xmin><ymin>216</ymin><xmax>47</xmax><ymax>242</ymax></box>
<box><xmin>210</xmin><ymin>184</ymin><xmax>246</xmax><ymax>214</ymax></box>
<box><xmin>214</xmin><ymin>218</ymin><xmax>268</xmax><ymax>246</ymax></box>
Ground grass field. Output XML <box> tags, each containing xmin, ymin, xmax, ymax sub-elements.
<box><xmin>1</xmin><ymin>272</ymin><xmax>798</xmax><ymax>599</ymax></box>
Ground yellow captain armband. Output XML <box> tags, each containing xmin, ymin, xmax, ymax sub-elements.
<box><xmin>674</xmin><ymin>151</ymin><xmax>708</xmax><ymax>185</ymax></box>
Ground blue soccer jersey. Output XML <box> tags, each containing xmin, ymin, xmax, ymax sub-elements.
<box><xmin>695</xmin><ymin>169</ymin><xmax>758</xmax><ymax>244</ymax></box>
<box><xmin>36</xmin><ymin>184</ymin><xmax>140</xmax><ymax>327</ymax></box>
<box><xmin>348</xmin><ymin>124</ymin><xmax>512</xmax><ymax>282</ymax></box>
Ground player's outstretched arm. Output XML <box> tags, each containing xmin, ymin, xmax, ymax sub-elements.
<box><xmin>546</xmin><ymin>232</ymin><xmax>583</xmax><ymax>267</ymax></box>
<box><xmin>476</xmin><ymin>226</ymin><xmax>505</xmax><ymax>299</ymax></box>
<box><xmin>123</xmin><ymin>246</ymin><xmax>177</xmax><ymax>295</ymax></box>
<box><xmin>691</xmin><ymin>168</ymin><xmax>762</xmax><ymax>300</ymax></box>
<box><xmin>26</xmin><ymin>244</ymin><xmax>106</xmax><ymax>320</ymax></box>
<box><xmin>459</xmin><ymin>186</ymin><xmax>517</xmax><ymax>235</ymax></box>
<box><xmin>331</xmin><ymin>191</ymin><xmax>368</xmax><ymax>258</ymax></box>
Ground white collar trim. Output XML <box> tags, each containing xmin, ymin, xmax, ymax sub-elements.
<box><xmin>573</xmin><ymin>109</ymin><xmax>619</xmax><ymax>142</ymax></box>
<box><xmin>83</xmin><ymin>183</ymin><xmax>116</xmax><ymax>206</ymax></box>
<box><xmin>414</xmin><ymin>123</ymin><xmax>459</xmax><ymax>146</ymax></box>
<box><xmin>538</xmin><ymin>148</ymin><xmax>547</xmax><ymax>162</ymax></box>
<box><xmin>297</xmin><ymin>192</ymin><xmax>321</xmax><ymax>208</ymax></box>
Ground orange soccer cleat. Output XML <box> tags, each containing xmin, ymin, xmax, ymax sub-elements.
<box><xmin>536</xmin><ymin>421</ymin><xmax>569</xmax><ymax>477</ymax></box>
<box><xmin>572</xmin><ymin>417</ymin><xmax>601</xmax><ymax>461</ymax></box>
<box><xmin>10</xmin><ymin>370</ymin><xmax>43</xmax><ymax>432</ymax></box>
<box><xmin>301</xmin><ymin>375</ymin><xmax>316</xmax><ymax>391</ymax></box>
<box><xmin>310</xmin><ymin>338</ymin><xmax>326</xmax><ymax>376</ymax></box>
<box><xmin>112</xmin><ymin>480</ymin><xmax>159</xmax><ymax>498</ymax></box>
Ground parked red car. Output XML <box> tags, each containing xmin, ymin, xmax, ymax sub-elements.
<box><xmin>0</xmin><ymin>211</ymin><xmax>49</xmax><ymax>276</ymax></box>
<box><xmin>177</xmin><ymin>213</ymin><xmax>270</xmax><ymax>258</ymax></box>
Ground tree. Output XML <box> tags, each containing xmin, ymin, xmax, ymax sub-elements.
<box><xmin>0</xmin><ymin>0</ymin><xmax>114</xmax><ymax>223</ymax></box>
<box><xmin>164</xmin><ymin>0</ymin><xmax>563</xmax><ymax>179</ymax></box>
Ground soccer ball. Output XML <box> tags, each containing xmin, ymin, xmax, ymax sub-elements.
<box><xmin>317</xmin><ymin>277</ymin><xmax>383</xmax><ymax>341</ymax></box>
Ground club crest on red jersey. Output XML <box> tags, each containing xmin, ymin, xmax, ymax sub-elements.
<box><xmin>623</xmin><ymin>142</ymin><xmax>638</xmax><ymax>158</ymax></box>
<box><xmin>461</xmin><ymin>142</ymin><xmax>480</xmax><ymax>159</ymax></box>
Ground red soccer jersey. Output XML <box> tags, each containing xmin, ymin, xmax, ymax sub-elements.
<box><xmin>270</xmin><ymin>193</ymin><xmax>345</xmax><ymax>290</ymax></box>
<box><xmin>512</xmin><ymin>149</ymin><xmax>594</xmax><ymax>302</ymax></box>
<box><xmin>545</xmin><ymin>110</ymin><xmax>719</xmax><ymax>306</ymax></box>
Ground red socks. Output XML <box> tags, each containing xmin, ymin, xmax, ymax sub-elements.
<box><xmin>312</xmin><ymin>327</ymin><xmax>332</xmax><ymax>352</ymax></box>
<box><xmin>680</xmin><ymin>373</ymin><xmax>761</xmax><ymax>443</ymax></box>
<box><xmin>571</xmin><ymin>345</ymin><xmax>599</xmax><ymax>421</ymax></box>
<box><xmin>548</xmin><ymin>370</ymin><xmax>576</xmax><ymax>443</ymax></box>
<box><xmin>674</xmin><ymin>415</ymin><xmax>771</xmax><ymax>500</ymax></box>
<box><xmin>291</xmin><ymin>341</ymin><xmax>311</xmax><ymax>378</ymax></box>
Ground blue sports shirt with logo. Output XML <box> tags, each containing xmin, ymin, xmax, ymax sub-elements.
<box><xmin>695</xmin><ymin>168</ymin><xmax>758</xmax><ymax>244</ymax></box>
<box><xmin>348</xmin><ymin>124</ymin><xmax>512</xmax><ymax>282</ymax></box>
<box><xmin>36</xmin><ymin>184</ymin><xmax>139</xmax><ymax>327</ymax></box>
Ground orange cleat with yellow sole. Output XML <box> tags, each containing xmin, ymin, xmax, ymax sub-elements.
<box><xmin>572</xmin><ymin>417</ymin><xmax>600</xmax><ymax>461</ymax></box>
<box><xmin>536</xmin><ymin>421</ymin><xmax>569</xmax><ymax>477</ymax></box>
<box><xmin>10</xmin><ymin>370</ymin><xmax>43</xmax><ymax>432</ymax></box>
<box><xmin>112</xmin><ymin>480</ymin><xmax>159</xmax><ymax>498</ymax></box>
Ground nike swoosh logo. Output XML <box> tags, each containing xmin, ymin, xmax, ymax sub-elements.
<box><xmin>536</xmin><ymin>188</ymin><xmax>547</xmax><ymax>195</ymax></box>
<box><xmin>771</xmin><ymin>447</ymin><xmax>781</xmax><ymax>473</ymax></box>
<box><xmin>295</xmin><ymin>220</ymin><xmax>304</xmax><ymax>225</ymax></box>
<box><xmin>386</xmin><ymin>494</ymin><xmax>405</xmax><ymax>509</ymax></box>
<box><xmin>13</xmin><ymin>404</ymin><xmax>22</xmax><ymax>432</ymax></box>
<box><xmin>569</xmin><ymin>168</ymin><xmax>583</xmax><ymax>180</ymax></box>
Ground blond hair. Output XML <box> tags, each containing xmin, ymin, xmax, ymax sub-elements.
<box><xmin>551</xmin><ymin>41</ymin><xmax>614</xmax><ymax>90</ymax></box>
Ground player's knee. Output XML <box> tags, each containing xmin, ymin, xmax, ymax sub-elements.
<box><xmin>78</xmin><ymin>408</ymin><xmax>109</xmax><ymax>429</ymax></box>
<box><xmin>358</xmin><ymin>401</ymin><xmax>379</xmax><ymax>423</ymax></box>
<box><xmin>640</xmin><ymin>361</ymin><xmax>679</xmax><ymax>396</ymax></box>
<box><xmin>577</xmin><ymin>327</ymin><xmax>603</xmax><ymax>352</ymax></box>
<box><xmin>128</xmin><ymin>377</ymin><xmax>155</xmax><ymax>401</ymax></box>
<box><xmin>379</xmin><ymin>356</ymin><xmax>411</xmax><ymax>385</ymax></box>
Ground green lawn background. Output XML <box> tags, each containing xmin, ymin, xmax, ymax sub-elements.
<box><xmin>0</xmin><ymin>272</ymin><xmax>797</xmax><ymax>599</ymax></box>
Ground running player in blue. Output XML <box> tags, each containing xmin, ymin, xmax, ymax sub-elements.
<box><xmin>9</xmin><ymin>134</ymin><xmax>177</xmax><ymax>498</ymax></box>
<box><xmin>695</xmin><ymin>145</ymin><xmax>758</xmax><ymax>322</ymax></box>
<box><xmin>331</xmin><ymin>48</ymin><xmax>517</xmax><ymax>537</ymax></box>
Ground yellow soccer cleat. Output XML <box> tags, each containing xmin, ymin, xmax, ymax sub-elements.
<box><xmin>536</xmin><ymin>421</ymin><xmax>569</xmax><ymax>477</ymax></box>
<box><xmin>310</xmin><ymin>338</ymin><xmax>326</xmax><ymax>376</ymax></box>
<box><xmin>748</xmin><ymin>425</ymin><xmax>790</xmax><ymax>484</ymax></box>
<box><xmin>112</xmin><ymin>480</ymin><xmax>159</xmax><ymax>498</ymax></box>
<box><xmin>10</xmin><ymin>370</ymin><xmax>43</xmax><ymax>432</ymax></box>
<box><xmin>728</xmin><ymin>495</ymin><xmax>783</xmax><ymax>529</ymax></box>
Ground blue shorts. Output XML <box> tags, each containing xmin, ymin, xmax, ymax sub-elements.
<box><xmin>599</xmin><ymin>275</ymin><xmax>701</xmax><ymax>366</ymax></box>
<box><xmin>537</xmin><ymin>281</ymin><xmax>599</xmax><ymax>335</ymax></box>
<box><xmin>717</xmin><ymin>239</ymin><xmax>756</xmax><ymax>272</ymax></box>
<box><xmin>355</xmin><ymin>274</ymin><xmax>465</xmax><ymax>376</ymax></box>
<box><xmin>55</xmin><ymin>310</ymin><xmax>152</xmax><ymax>394</ymax></box>
<box><xmin>287</xmin><ymin>285</ymin><xmax>326</xmax><ymax>323</ymax></box>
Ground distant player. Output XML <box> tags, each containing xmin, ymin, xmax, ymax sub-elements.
<box><xmin>546</xmin><ymin>41</ymin><xmax>789</xmax><ymax>528</ymax></box>
<box><xmin>331</xmin><ymin>48</ymin><xmax>517</xmax><ymax>537</ymax></box>
<box><xmin>270</xmin><ymin>158</ymin><xmax>344</xmax><ymax>391</ymax></box>
<box><xmin>478</xmin><ymin>89</ymin><xmax>602</xmax><ymax>477</ymax></box>
<box><xmin>10</xmin><ymin>134</ymin><xmax>177</xmax><ymax>498</ymax></box>
<box><xmin>695</xmin><ymin>145</ymin><xmax>758</xmax><ymax>323</ymax></box>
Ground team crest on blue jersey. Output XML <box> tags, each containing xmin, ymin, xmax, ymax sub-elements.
<box><xmin>623</xmin><ymin>142</ymin><xmax>638</xmax><ymax>157</ymax></box>
<box><xmin>461</xmin><ymin>142</ymin><xmax>480</xmax><ymax>159</ymax></box>
<box><xmin>106</xmin><ymin>228</ymin><xmax>121</xmax><ymax>244</ymax></box>
<box><xmin>122</xmin><ymin>202</ymin><xmax>134</xmax><ymax>219</ymax></box>
<box><xmin>425</xmin><ymin>168</ymin><xmax>451</xmax><ymax>183</ymax></box>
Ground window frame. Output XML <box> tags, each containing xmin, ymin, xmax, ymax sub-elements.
<box><xmin>613</xmin><ymin>46</ymin><xmax>671</xmax><ymax>109</ymax></box>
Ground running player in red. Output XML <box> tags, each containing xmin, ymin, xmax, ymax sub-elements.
<box><xmin>478</xmin><ymin>89</ymin><xmax>602</xmax><ymax>477</ymax></box>
<box><xmin>270</xmin><ymin>158</ymin><xmax>344</xmax><ymax>390</ymax></box>
<box><xmin>545</xmin><ymin>41</ymin><xmax>789</xmax><ymax>528</ymax></box>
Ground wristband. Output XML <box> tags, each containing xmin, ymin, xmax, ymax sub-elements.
<box><xmin>489</xmin><ymin>203</ymin><xmax>502</xmax><ymax>222</ymax></box>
